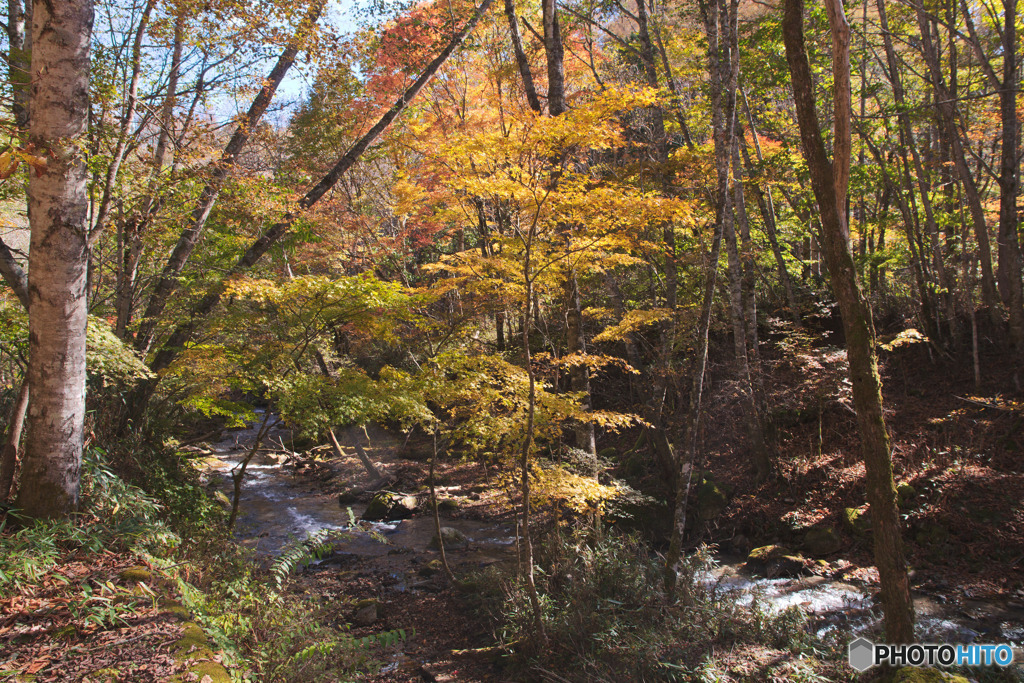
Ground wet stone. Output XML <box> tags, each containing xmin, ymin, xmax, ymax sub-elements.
<box><xmin>803</xmin><ymin>526</ymin><xmax>841</xmax><ymax>556</ymax></box>
<box><xmin>430</xmin><ymin>526</ymin><xmax>469</xmax><ymax>550</ymax></box>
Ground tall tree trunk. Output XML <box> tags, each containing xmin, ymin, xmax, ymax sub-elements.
<box><xmin>154</xmin><ymin>10</ymin><xmax>185</xmax><ymax>170</ymax></box>
<box><xmin>565</xmin><ymin>272</ymin><xmax>596</xmax><ymax>457</ymax></box>
<box><xmin>875</xmin><ymin>0</ymin><xmax>948</xmax><ymax>341</ymax></box>
<box><xmin>707</xmin><ymin>0</ymin><xmax>768</xmax><ymax>479</ymax></box>
<box><xmin>664</xmin><ymin>198</ymin><xmax>724</xmax><ymax>597</ymax></box>
<box><xmin>520</xmin><ymin>243</ymin><xmax>546</xmax><ymax>642</ymax></box>
<box><xmin>740</xmin><ymin>90</ymin><xmax>799</xmax><ymax>323</ymax></box>
<box><xmin>783</xmin><ymin>0</ymin><xmax>915</xmax><ymax>643</ymax></box>
<box><xmin>16</xmin><ymin>0</ymin><xmax>93</xmax><ymax>519</ymax></box>
<box><xmin>996</xmin><ymin>0</ymin><xmax>1024</xmax><ymax>350</ymax></box>
<box><xmin>90</xmin><ymin>0</ymin><xmax>155</xmax><ymax>240</ymax></box>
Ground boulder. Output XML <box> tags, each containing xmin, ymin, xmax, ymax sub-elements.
<box><xmin>352</xmin><ymin>598</ymin><xmax>380</xmax><ymax>627</ymax></box>
<box><xmin>429</xmin><ymin>526</ymin><xmax>469</xmax><ymax>550</ymax></box>
<box><xmin>843</xmin><ymin>507</ymin><xmax>871</xmax><ymax>537</ymax></box>
<box><xmin>747</xmin><ymin>545</ymin><xmax>792</xmax><ymax>564</ymax></box>
<box><xmin>362</xmin><ymin>492</ymin><xmax>419</xmax><ymax>521</ymax></box>
<box><xmin>746</xmin><ymin>545</ymin><xmax>806</xmax><ymax>578</ymax></box>
<box><xmin>803</xmin><ymin>526</ymin><xmax>841</xmax><ymax>556</ymax></box>
<box><xmin>362</xmin><ymin>492</ymin><xmax>394</xmax><ymax>521</ymax></box>
<box><xmin>435</xmin><ymin>498</ymin><xmax>460</xmax><ymax>512</ymax></box>
<box><xmin>389</xmin><ymin>495</ymin><xmax>419</xmax><ymax>519</ymax></box>
<box><xmin>697</xmin><ymin>481</ymin><xmax>729</xmax><ymax>521</ymax></box>
<box><xmin>337</xmin><ymin>489</ymin><xmax>360</xmax><ymax>505</ymax></box>
<box><xmin>418</xmin><ymin>559</ymin><xmax>445</xmax><ymax>577</ymax></box>
<box><xmin>213</xmin><ymin>490</ymin><xmax>231</xmax><ymax>509</ymax></box>
<box><xmin>897</xmin><ymin>483</ymin><xmax>918</xmax><ymax>509</ymax></box>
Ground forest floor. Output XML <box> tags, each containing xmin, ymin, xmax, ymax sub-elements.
<box><xmin>701</xmin><ymin>332</ymin><xmax>1024</xmax><ymax>604</ymax></box>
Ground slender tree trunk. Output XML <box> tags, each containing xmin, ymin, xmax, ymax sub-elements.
<box><xmin>90</xmin><ymin>0</ymin><xmax>155</xmax><ymax>239</ymax></box>
<box><xmin>996</xmin><ymin>0</ymin><xmax>1024</xmax><ymax>350</ymax></box>
<box><xmin>708</xmin><ymin>0</ymin><xmax>768</xmax><ymax>479</ymax></box>
<box><xmin>0</xmin><ymin>379</ymin><xmax>29</xmax><ymax>501</ymax></box>
<box><xmin>504</xmin><ymin>0</ymin><xmax>542</xmax><ymax>113</ymax></box>
<box><xmin>664</xmin><ymin>202</ymin><xmax>724</xmax><ymax>597</ymax></box>
<box><xmin>565</xmin><ymin>273</ymin><xmax>596</xmax><ymax>457</ymax></box>
<box><xmin>138</xmin><ymin>0</ymin><xmax>497</xmax><ymax>379</ymax></box>
<box><xmin>875</xmin><ymin>0</ymin><xmax>948</xmax><ymax>341</ymax></box>
<box><xmin>134</xmin><ymin>0</ymin><xmax>325</xmax><ymax>355</ymax></box>
<box><xmin>430</xmin><ymin>433</ymin><xmax>455</xmax><ymax>581</ymax></box>
<box><xmin>114</xmin><ymin>8</ymin><xmax>185</xmax><ymax>341</ymax></box>
<box><xmin>915</xmin><ymin>11</ymin><xmax>998</xmax><ymax>310</ymax></box>
<box><xmin>783</xmin><ymin>0</ymin><xmax>915</xmax><ymax>642</ymax></box>
<box><xmin>541</xmin><ymin>0</ymin><xmax>566</xmax><ymax>116</ymax></box>
<box><xmin>520</xmin><ymin>265</ymin><xmax>546</xmax><ymax>642</ymax></box>
<box><xmin>228</xmin><ymin>411</ymin><xmax>273</xmax><ymax>530</ymax></box>
<box><xmin>16</xmin><ymin>0</ymin><xmax>93</xmax><ymax>519</ymax></box>
<box><xmin>154</xmin><ymin>10</ymin><xmax>185</xmax><ymax>170</ymax></box>
<box><xmin>7</xmin><ymin>0</ymin><xmax>30</xmax><ymax>128</ymax></box>
<box><xmin>740</xmin><ymin>90</ymin><xmax>799</xmax><ymax>323</ymax></box>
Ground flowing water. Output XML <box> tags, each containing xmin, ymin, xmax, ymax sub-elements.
<box><xmin>204</xmin><ymin>413</ymin><xmax>1024</xmax><ymax>656</ymax></box>
<box><xmin>203</xmin><ymin>411</ymin><xmax>517</xmax><ymax>564</ymax></box>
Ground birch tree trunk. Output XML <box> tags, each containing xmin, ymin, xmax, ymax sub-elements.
<box><xmin>16</xmin><ymin>0</ymin><xmax>93</xmax><ymax>519</ymax></box>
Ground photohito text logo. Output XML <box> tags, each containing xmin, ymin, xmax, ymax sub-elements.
<box><xmin>848</xmin><ymin>637</ymin><xmax>1015</xmax><ymax>672</ymax></box>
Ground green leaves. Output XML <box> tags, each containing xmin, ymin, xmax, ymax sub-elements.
<box><xmin>0</xmin><ymin>305</ymin><xmax>152</xmax><ymax>385</ymax></box>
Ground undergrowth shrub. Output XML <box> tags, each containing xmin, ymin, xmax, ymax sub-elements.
<box><xmin>476</xmin><ymin>528</ymin><xmax>850</xmax><ymax>682</ymax></box>
<box><xmin>0</xmin><ymin>448</ymin><xmax>180</xmax><ymax>590</ymax></box>
<box><xmin>1</xmin><ymin>445</ymin><xmax>386</xmax><ymax>682</ymax></box>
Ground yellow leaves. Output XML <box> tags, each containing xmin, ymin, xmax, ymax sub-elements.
<box><xmin>0</xmin><ymin>152</ymin><xmax>17</xmax><ymax>179</ymax></box>
<box><xmin>878</xmin><ymin>328</ymin><xmax>928</xmax><ymax>351</ymax></box>
<box><xmin>532</xmin><ymin>465</ymin><xmax>622</xmax><ymax>514</ymax></box>
<box><xmin>535</xmin><ymin>352</ymin><xmax>640</xmax><ymax>376</ymax></box>
<box><xmin>592</xmin><ymin>308</ymin><xmax>673</xmax><ymax>344</ymax></box>
<box><xmin>391</xmin><ymin>173</ymin><xmax>432</xmax><ymax>219</ymax></box>
<box><xmin>0</xmin><ymin>145</ymin><xmax>48</xmax><ymax>179</ymax></box>
<box><xmin>585</xmin><ymin>410</ymin><xmax>647</xmax><ymax>431</ymax></box>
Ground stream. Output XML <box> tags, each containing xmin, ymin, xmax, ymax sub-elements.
<box><xmin>203</xmin><ymin>413</ymin><xmax>1024</xmax><ymax>664</ymax></box>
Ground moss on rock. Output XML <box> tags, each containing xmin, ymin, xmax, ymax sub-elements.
<box><xmin>159</xmin><ymin>599</ymin><xmax>191</xmax><ymax>621</ymax></box>
<box><xmin>897</xmin><ymin>483</ymin><xmax>918</xmax><ymax>509</ymax></box>
<box><xmin>189</xmin><ymin>661</ymin><xmax>232</xmax><ymax>683</ymax></box>
<box><xmin>843</xmin><ymin>507</ymin><xmax>871</xmax><ymax>536</ymax></box>
<box><xmin>803</xmin><ymin>526</ymin><xmax>841</xmax><ymax>556</ymax></box>
<box><xmin>887</xmin><ymin>667</ymin><xmax>969</xmax><ymax>683</ymax></box>
<box><xmin>119</xmin><ymin>566</ymin><xmax>152</xmax><ymax>583</ymax></box>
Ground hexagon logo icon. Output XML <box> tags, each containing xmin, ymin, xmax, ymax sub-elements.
<box><xmin>848</xmin><ymin>637</ymin><xmax>875</xmax><ymax>672</ymax></box>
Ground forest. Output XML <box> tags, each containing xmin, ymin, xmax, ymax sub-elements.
<box><xmin>0</xmin><ymin>0</ymin><xmax>1022</xmax><ymax>680</ymax></box>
